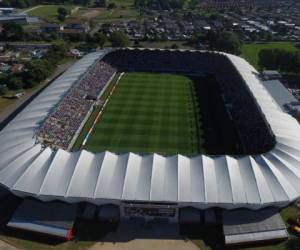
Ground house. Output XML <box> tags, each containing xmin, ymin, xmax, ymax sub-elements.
<box><xmin>0</xmin><ymin>8</ymin><xmax>16</xmax><ymax>15</ymax></box>
<box><xmin>31</xmin><ymin>49</ymin><xmax>47</xmax><ymax>59</ymax></box>
<box><xmin>0</xmin><ymin>62</ymin><xmax>10</xmax><ymax>72</ymax></box>
<box><xmin>10</xmin><ymin>64</ymin><xmax>24</xmax><ymax>74</ymax></box>
<box><xmin>0</xmin><ymin>14</ymin><xmax>28</xmax><ymax>24</ymax></box>
<box><xmin>62</xmin><ymin>23</ymin><xmax>90</xmax><ymax>33</ymax></box>
<box><xmin>262</xmin><ymin>70</ymin><xmax>281</xmax><ymax>80</ymax></box>
<box><xmin>40</xmin><ymin>23</ymin><xmax>62</xmax><ymax>33</ymax></box>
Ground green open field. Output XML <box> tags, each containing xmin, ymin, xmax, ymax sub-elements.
<box><xmin>80</xmin><ymin>72</ymin><xmax>201</xmax><ymax>155</ymax></box>
<box><xmin>27</xmin><ymin>5</ymin><xmax>77</xmax><ymax>23</ymax></box>
<box><xmin>241</xmin><ymin>42</ymin><xmax>299</xmax><ymax>70</ymax></box>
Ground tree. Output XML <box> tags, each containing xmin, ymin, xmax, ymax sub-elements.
<box><xmin>93</xmin><ymin>32</ymin><xmax>107</xmax><ymax>48</ymax></box>
<box><xmin>134</xmin><ymin>0</ymin><xmax>147</xmax><ymax>8</ymax></box>
<box><xmin>188</xmin><ymin>0</ymin><xmax>199</xmax><ymax>8</ymax></box>
<box><xmin>211</xmin><ymin>31</ymin><xmax>242</xmax><ymax>55</ymax></box>
<box><xmin>58</xmin><ymin>7</ymin><xmax>68</xmax><ymax>16</ymax></box>
<box><xmin>110</xmin><ymin>31</ymin><xmax>130</xmax><ymax>47</ymax></box>
<box><xmin>1</xmin><ymin>22</ymin><xmax>24</xmax><ymax>41</ymax></box>
<box><xmin>258</xmin><ymin>49</ymin><xmax>278</xmax><ymax>69</ymax></box>
<box><xmin>7</xmin><ymin>76</ymin><xmax>23</xmax><ymax>90</ymax></box>
<box><xmin>57</xmin><ymin>7</ymin><xmax>68</xmax><ymax>22</ymax></box>
<box><xmin>73</xmin><ymin>0</ymin><xmax>91</xmax><ymax>5</ymax></box>
<box><xmin>285</xmin><ymin>238</ymin><xmax>300</xmax><ymax>250</ymax></box>
<box><xmin>133</xmin><ymin>40</ymin><xmax>141</xmax><ymax>47</ymax></box>
<box><xmin>0</xmin><ymin>85</ymin><xmax>8</xmax><ymax>95</ymax></box>
<box><xmin>265</xmin><ymin>33</ymin><xmax>273</xmax><ymax>42</ymax></box>
<box><xmin>96</xmin><ymin>0</ymin><xmax>106</xmax><ymax>7</ymax></box>
<box><xmin>46</xmin><ymin>40</ymin><xmax>69</xmax><ymax>64</ymax></box>
<box><xmin>15</xmin><ymin>0</ymin><xmax>27</xmax><ymax>8</ymax></box>
<box><xmin>107</xmin><ymin>2</ymin><xmax>116</xmax><ymax>9</ymax></box>
<box><xmin>0</xmin><ymin>73</ymin><xmax>7</xmax><ymax>85</ymax></box>
<box><xmin>24</xmin><ymin>60</ymin><xmax>51</xmax><ymax>85</ymax></box>
<box><xmin>258</xmin><ymin>48</ymin><xmax>300</xmax><ymax>73</ymax></box>
<box><xmin>171</xmin><ymin>43</ymin><xmax>179</xmax><ymax>49</ymax></box>
<box><xmin>169</xmin><ymin>0</ymin><xmax>185</xmax><ymax>9</ymax></box>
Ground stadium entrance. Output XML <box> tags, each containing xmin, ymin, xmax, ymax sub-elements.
<box><xmin>121</xmin><ymin>202</ymin><xmax>178</xmax><ymax>223</ymax></box>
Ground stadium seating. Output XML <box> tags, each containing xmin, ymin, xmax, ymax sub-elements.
<box><xmin>104</xmin><ymin>49</ymin><xmax>275</xmax><ymax>154</ymax></box>
<box><xmin>37</xmin><ymin>48</ymin><xmax>275</xmax><ymax>153</ymax></box>
<box><xmin>37</xmin><ymin>61</ymin><xmax>116</xmax><ymax>149</ymax></box>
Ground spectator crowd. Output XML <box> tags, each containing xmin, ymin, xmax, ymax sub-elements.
<box><xmin>37</xmin><ymin>61</ymin><xmax>116</xmax><ymax>149</ymax></box>
<box><xmin>37</xmin><ymin>48</ymin><xmax>275</xmax><ymax>154</ymax></box>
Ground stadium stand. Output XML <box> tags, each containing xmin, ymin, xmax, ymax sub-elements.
<box><xmin>1</xmin><ymin>48</ymin><xmax>300</xmax><ymax>216</ymax></box>
<box><xmin>37</xmin><ymin>61</ymin><xmax>116</xmax><ymax>150</ymax></box>
<box><xmin>103</xmin><ymin>49</ymin><xmax>275</xmax><ymax>154</ymax></box>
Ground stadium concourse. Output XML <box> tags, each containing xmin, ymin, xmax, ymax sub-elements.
<box><xmin>1</xmin><ymin>48</ymin><xmax>300</xmax><ymax>227</ymax></box>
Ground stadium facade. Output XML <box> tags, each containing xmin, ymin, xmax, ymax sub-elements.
<box><xmin>1</xmin><ymin>49</ymin><xmax>300</xmax><ymax>222</ymax></box>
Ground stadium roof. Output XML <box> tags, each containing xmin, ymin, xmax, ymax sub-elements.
<box><xmin>1</xmin><ymin>49</ymin><xmax>300</xmax><ymax>209</ymax></box>
<box><xmin>262</xmin><ymin>80</ymin><xmax>297</xmax><ymax>110</ymax></box>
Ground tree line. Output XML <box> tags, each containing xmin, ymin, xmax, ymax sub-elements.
<box><xmin>0</xmin><ymin>27</ymin><xmax>131</xmax><ymax>95</ymax></box>
<box><xmin>0</xmin><ymin>22</ymin><xmax>130</xmax><ymax>48</ymax></box>
<box><xmin>0</xmin><ymin>0</ymin><xmax>90</xmax><ymax>8</ymax></box>
<box><xmin>258</xmin><ymin>48</ymin><xmax>300</xmax><ymax>74</ymax></box>
<box><xmin>192</xmin><ymin>31</ymin><xmax>242</xmax><ymax>55</ymax></box>
<box><xmin>0</xmin><ymin>41</ymin><xmax>69</xmax><ymax>95</ymax></box>
<box><xmin>134</xmin><ymin>0</ymin><xmax>186</xmax><ymax>10</ymax></box>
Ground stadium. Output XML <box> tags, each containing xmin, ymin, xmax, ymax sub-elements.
<box><xmin>0</xmin><ymin>48</ymin><xmax>300</xmax><ymax>241</ymax></box>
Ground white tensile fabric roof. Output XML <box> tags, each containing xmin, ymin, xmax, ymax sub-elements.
<box><xmin>0</xmin><ymin>50</ymin><xmax>300</xmax><ymax>209</ymax></box>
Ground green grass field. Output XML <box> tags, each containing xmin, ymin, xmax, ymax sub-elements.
<box><xmin>241</xmin><ymin>42</ymin><xmax>299</xmax><ymax>69</ymax></box>
<box><xmin>81</xmin><ymin>72</ymin><xmax>201</xmax><ymax>155</ymax></box>
<box><xmin>27</xmin><ymin>5</ymin><xmax>77</xmax><ymax>23</ymax></box>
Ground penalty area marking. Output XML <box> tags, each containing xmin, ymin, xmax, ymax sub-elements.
<box><xmin>80</xmin><ymin>72</ymin><xmax>125</xmax><ymax>149</ymax></box>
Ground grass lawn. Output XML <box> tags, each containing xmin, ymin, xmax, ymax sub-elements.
<box><xmin>241</xmin><ymin>42</ymin><xmax>299</xmax><ymax>70</ymax></box>
<box><xmin>93</xmin><ymin>7</ymin><xmax>139</xmax><ymax>22</ymax></box>
<box><xmin>79</xmin><ymin>72</ymin><xmax>202</xmax><ymax>155</ymax></box>
<box><xmin>91</xmin><ymin>0</ymin><xmax>139</xmax><ymax>22</ymax></box>
<box><xmin>0</xmin><ymin>89</ymin><xmax>26</xmax><ymax>114</ymax></box>
<box><xmin>0</xmin><ymin>97</ymin><xmax>14</xmax><ymax>113</ymax></box>
<box><xmin>27</xmin><ymin>5</ymin><xmax>77</xmax><ymax>23</ymax></box>
<box><xmin>0</xmin><ymin>235</ymin><xmax>94</xmax><ymax>250</ymax></box>
<box><xmin>280</xmin><ymin>205</ymin><xmax>299</xmax><ymax>225</ymax></box>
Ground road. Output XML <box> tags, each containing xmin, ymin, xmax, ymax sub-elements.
<box><xmin>89</xmin><ymin>222</ymin><xmax>200</xmax><ymax>250</ymax></box>
<box><xmin>20</xmin><ymin>5</ymin><xmax>40</xmax><ymax>14</ymax></box>
<box><xmin>0</xmin><ymin>240</ymin><xmax>20</xmax><ymax>250</ymax></box>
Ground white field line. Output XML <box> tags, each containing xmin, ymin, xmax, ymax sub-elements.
<box><xmin>81</xmin><ymin>72</ymin><xmax>125</xmax><ymax>147</ymax></box>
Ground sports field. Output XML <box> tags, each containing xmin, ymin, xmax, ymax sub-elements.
<box><xmin>81</xmin><ymin>73</ymin><xmax>202</xmax><ymax>155</ymax></box>
<box><xmin>27</xmin><ymin>5</ymin><xmax>77</xmax><ymax>23</ymax></box>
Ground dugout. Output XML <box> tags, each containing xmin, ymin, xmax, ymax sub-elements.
<box><xmin>7</xmin><ymin>199</ymin><xmax>77</xmax><ymax>240</ymax></box>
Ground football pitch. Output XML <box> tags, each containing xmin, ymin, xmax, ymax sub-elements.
<box><xmin>79</xmin><ymin>72</ymin><xmax>203</xmax><ymax>155</ymax></box>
